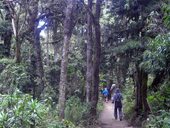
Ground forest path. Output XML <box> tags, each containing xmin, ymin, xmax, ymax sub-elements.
<box><xmin>97</xmin><ymin>101</ymin><xmax>133</xmax><ymax>128</ymax></box>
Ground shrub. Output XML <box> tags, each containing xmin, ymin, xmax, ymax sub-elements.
<box><xmin>65</xmin><ymin>96</ymin><xmax>90</xmax><ymax>125</ymax></box>
<box><xmin>145</xmin><ymin>81</ymin><xmax>170</xmax><ymax>128</ymax></box>
<box><xmin>0</xmin><ymin>90</ymin><xmax>78</xmax><ymax>128</ymax></box>
<box><xmin>0</xmin><ymin>62</ymin><xmax>31</xmax><ymax>94</ymax></box>
<box><xmin>0</xmin><ymin>90</ymin><xmax>48</xmax><ymax>128</ymax></box>
<box><xmin>145</xmin><ymin>110</ymin><xmax>170</xmax><ymax>128</ymax></box>
<box><xmin>123</xmin><ymin>81</ymin><xmax>135</xmax><ymax>119</ymax></box>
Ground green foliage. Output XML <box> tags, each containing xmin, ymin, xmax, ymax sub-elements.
<box><xmin>65</xmin><ymin>96</ymin><xmax>89</xmax><ymax>125</ymax></box>
<box><xmin>0</xmin><ymin>62</ymin><xmax>31</xmax><ymax>93</ymax></box>
<box><xmin>145</xmin><ymin>80</ymin><xmax>170</xmax><ymax>128</ymax></box>
<box><xmin>145</xmin><ymin>110</ymin><xmax>170</xmax><ymax>128</ymax></box>
<box><xmin>141</xmin><ymin>34</ymin><xmax>170</xmax><ymax>73</ymax></box>
<box><xmin>148</xmin><ymin>80</ymin><xmax>170</xmax><ymax>112</ymax></box>
<box><xmin>123</xmin><ymin>78</ymin><xmax>135</xmax><ymax>119</ymax></box>
<box><xmin>97</xmin><ymin>99</ymin><xmax>104</xmax><ymax>113</ymax></box>
<box><xmin>0</xmin><ymin>90</ymin><xmax>78</xmax><ymax>128</ymax></box>
<box><xmin>0</xmin><ymin>90</ymin><xmax>48</xmax><ymax>128</ymax></box>
<box><xmin>100</xmin><ymin>8</ymin><xmax>115</xmax><ymax>25</ymax></box>
<box><xmin>0</xmin><ymin>20</ymin><xmax>12</xmax><ymax>35</ymax></box>
<box><xmin>0</xmin><ymin>58</ymin><xmax>14</xmax><ymax>65</ymax></box>
<box><xmin>163</xmin><ymin>2</ymin><xmax>170</xmax><ymax>28</ymax></box>
<box><xmin>112</xmin><ymin>40</ymin><xmax>141</xmax><ymax>55</ymax></box>
<box><xmin>43</xmin><ymin>65</ymin><xmax>60</xmax><ymax>104</ymax></box>
<box><xmin>0</xmin><ymin>58</ymin><xmax>14</xmax><ymax>72</ymax></box>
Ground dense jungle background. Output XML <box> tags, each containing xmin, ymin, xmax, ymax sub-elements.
<box><xmin>0</xmin><ymin>0</ymin><xmax>169</xmax><ymax>128</ymax></box>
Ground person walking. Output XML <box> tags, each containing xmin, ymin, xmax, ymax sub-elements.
<box><xmin>112</xmin><ymin>88</ymin><xmax>123</xmax><ymax>121</ymax></box>
<box><xmin>102</xmin><ymin>87</ymin><xmax>109</xmax><ymax>102</ymax></box>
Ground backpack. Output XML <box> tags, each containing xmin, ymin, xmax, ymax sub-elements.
<box><xmin>113</xmin><ymin>93</ymin><xmax>123</xmax><ymax>107</ymax></box>
<box><xmin>114</xmin><ymin>93</ymin><xmax>122</xmax><ymax>101</ymax></box>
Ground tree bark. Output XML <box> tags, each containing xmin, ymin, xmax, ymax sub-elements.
<box><xmin>133</xmin><ymin>63</ymin><xmax>150</xmax><ymax>119</ymax></box>
<box><xmin>86</xmin><ymin>0</ymin><xmax>93</xmax><ymax>103</ymax></box>
<box><xmin>141</xmin><ymin>71</ymin><xmax>151</xmax><ymax>117</ymax></box>
<box><xmin>15</xmin><ymin>36</ymin><xmax>21</xmax><ymax>63</ymax></box>
<box><xmin>135</xmin><ymin>63</ymin><xmax>143</xmax><ymax>115</ymax></box>
<box><xmin>28</xmin><ymin>0</ymin><xmax>44</xmax><ymax>99</ymax></box>
<box><xmin>58</xmin><ymin>0</ymin><xmax>75</xmax><ymax>119</ymax></box>
<box><xmin>90</xmin><ymin>0</ymin><xmax>101</xmax><ymax>116</ymax></box>
<box><xmin>46</xmin><ymin>29</ymin><xmax>50</xmax><ymax>66</ymax></box>
<box><xmin>33</xmin><ymin>28</ymin><xmax>44</xmax><ymax>99</ymax></box>
<box><xmin>12</xmin><ymin>14</ymin><xmax>21</xmax><ymax>63</ymax></box>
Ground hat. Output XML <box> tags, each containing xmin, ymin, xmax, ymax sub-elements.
<box><xmin>112</xmin><ymin>84</ymin><xmax>116</xmax><ymax>86</ymax></box>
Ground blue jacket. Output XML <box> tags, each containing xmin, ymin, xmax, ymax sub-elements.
<box><xmin>102</xmin><ymin>88</ymin><xmax>109</xmax><ymax>96</ymax></box>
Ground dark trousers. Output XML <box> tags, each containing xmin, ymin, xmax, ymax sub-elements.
<box><xmin>114</xmin><ymin>102</ymin><xmax>123</xmax><ymax>120</ymax></box>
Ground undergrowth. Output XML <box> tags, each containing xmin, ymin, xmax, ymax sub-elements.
<box><xmin>0</xmin><ymin>90</ymin><xmax>78</xmax><ymax>128</ymax></box>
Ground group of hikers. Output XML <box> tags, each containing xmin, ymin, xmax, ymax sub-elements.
<box><xmin>101</xmin><ymin>84</ymin><xmax>123</xmax><ymax>121</ymax></box>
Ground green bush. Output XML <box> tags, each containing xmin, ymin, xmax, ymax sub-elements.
<box><xmin>148</xmin><ymin>81</ymin><xmax>170</xmax><ymax>112</ymax></box>
<box><xmin>0</xmin><ymin>58</ymin><xmax>14</xmax><ymax>72</ymax></box>
<box><xmin>145</xmin><ymin>110</ymin><xmax>170</xmax><ymax>128</ymax></box>
<box><xmin>123</xmin><ymin>81</ymin><xmax>135</xmax><ymax>119</ymax></box>
<box><xmin>0</xmin><ymin>90</ymin><xmax>48</xmax><ymax>128</ymax></box>
<box><xmin>145</xmin><ymin>81</ymin><xmax>170</xmax><ymax>128</ymax></box>
<box><xmin>0</xmin><ymin>90</ymin><xmax>78</xmax><ymax>128</ymax></box>
<box><xmin>0</xmin><ymin>62</ymin><xmax>31</xmax><ymax>94</ymax></box>
<box><xmin>65</xmin><ymin>96</ymin><xmax>90</xmax><ymax>125</ymax></box>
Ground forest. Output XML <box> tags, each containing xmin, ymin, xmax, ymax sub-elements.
<box><xmin>0</xmin><ymin>0</ymin><xmax>169</xmax><ymax>128</ymax></box>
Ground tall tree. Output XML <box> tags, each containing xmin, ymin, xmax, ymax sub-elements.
<box><xmin>4</xmin><ymin>0</ymin><xmax>30</xmax><ymax>63</ymax></box>
<box><xmin>58</xmin><ymin>0</ymin><xmax>75</xmax><ymax>119</ymax></box>
<box><xmin>86</xmin><ymin>0</ymin><xmax>93</xmax><ymax>103</ymax></box>
<box><xmin>90</xmin><ymin>0</ymin><xmax>102</xmax><ymax>115</ymax></box>
<box><xmin>28</xmin><ymin>0</ymin><xmax>45</xmax><ymax>99</ymax></box>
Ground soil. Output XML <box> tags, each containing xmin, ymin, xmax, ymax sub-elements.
<box><xmin>97</xmin><ymin>101</ymin><xmax>133</xmax><ymax>128</ymax></box>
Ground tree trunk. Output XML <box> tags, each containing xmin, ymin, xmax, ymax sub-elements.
<box><xmin>86</xmin><ymin>0</ymin><xmax>93</xmax><ymax>103</ymax></box>
<box><xmin>28</xmin><ymin>0</ymin><xmax>44</xmax><ymax>99</ymax></box>
<box><xmin>33</xmin><ymin>28</ymin><xmax>44</xmax><ymax>99</ymax></box>
<box><xmin>115</xmin><ymin>63</ymin><xmax>121</xmax><ymax>88</ymax></box>
<box><xmin>134</xmin><ymin>63</ymin><xmax>150</xmax><ymax>118</ymax></box>
<box><xmin>15</xmin><ymin>36</ymin><xmax>21</xmax><ymax>63</ymax></box>
<box><xmin>58</xmin><ymin>0</ymin><xmax>75</xmax><ymax>119</ymax></box>
<box><xmin>13</xmin><ymin>15</ymin><xmax>21</xmax><ymax>63</ymax></box>
<box><xmin>141</xmin><ymin>70</ymin><xmax>151</xmax><ymax>117</ymax></box>
<box><xmin>46</xmin><ymin>29</ymin><xmax>50</xmax><ymax>66</ymax></box>
<box><xmin>120</xmin><ymin>57</ymin><xmax>129</xmax><ymax>86</ymax></box>
<box><xmin>135</xmin><ymin>63</ymin><xmax>143</xmax><ymax>115</ymax></box>
<box><xmin>90</xmin><ymin>0</ymin><xmax>101</xmax><ymax>116</ymax></box>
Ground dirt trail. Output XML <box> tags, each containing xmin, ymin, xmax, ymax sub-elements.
<box><xmin>98</xmin><ymin>101</ymin><xmax>133</xmax><ymax>128</ymax></box>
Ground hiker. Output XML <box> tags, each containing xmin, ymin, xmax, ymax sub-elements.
<box><xmin>106</xmin><ymin>85</ymin><xmax>111</xmax><ymax>101</ymax></box>
<box><xmin>110</xmin><ymin>84</ymin><xmax>116</xmax><ymax>94</ymax></box>
<box><xmin>112</xmin><ymin>88</ymin><xmax>123</xmax><ymax>121</ymax></box>
<box><xmin>102</xmin><ymin>87</ymin><xmax>109</xmax><ymax>102</ymax></box>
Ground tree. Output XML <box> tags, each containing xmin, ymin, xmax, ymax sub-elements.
<box><xmin>27</xmin><ymin>0</ymin><xmax>47</xmax><ymax>99</ymax></box>
<box><xmin>58</xmin><ymin>0</ymin><xmax>76</xmax><ymax>119</ymax></box>
<box><xmin>86</xmin><ymin>0</ymin><xmax>93</xmax><ymax>103</ymax></box>
<box><xmin>91</xmin><ymin>0</ymin><xmax>102</xmax><ymax>116</ymax></box>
